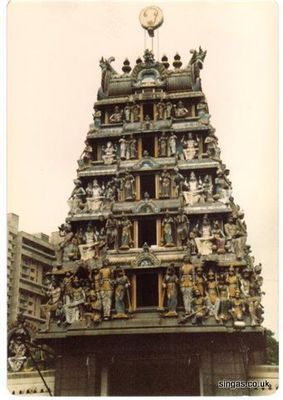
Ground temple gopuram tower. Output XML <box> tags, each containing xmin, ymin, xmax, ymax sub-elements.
<box><xmin>38</xmin><ymin>7</ymin><xmax>266</xmax><ymax>396</ymax></box>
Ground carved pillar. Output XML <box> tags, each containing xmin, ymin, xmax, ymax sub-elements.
<box><xmin>158</xmin><ymin>272</ymin><xmax>164</xmax><ymax>309</ymax></box>
<box><xmin>154</xmin><ymin>136</ymin><xmax>159</xmax><ymax>157</ymax></box>
<box><xmin>155</xmin><ymin>174</ymin><xmax>160</xmax><ymax>199</ymax></box>
<box><xmin>198</xmin><ymin>135</ymin><xmax>204</xmax><ymax>158</ymax></box>
<box><xmin>156</xmin><ymin>218</ymin><xmax>161</xmax><ymax>246</ymax></box>
<box><xmin>136</xmin><ymin>175</ymin><xmax>141</xmax><ymax>201</ymax></box>
<box><xmin>153</xmin><ymin>103</ymin><xmax>157</xmax><ymax>121</ymax></box>
<box><xmin>140</xmin><ymin>104</ymin><xmax>144</xmax><ymax>121</ymax></box>
<box><xmin>105</xmin><ymin>111</ymin><xmax>109</xmax><ymax>124</ymax></box>
<box><xmin>138</xmin><ymin>138</ymin><xmax>142</xmax><ymax>158</ymax></box>
<box><xmin>97</xmin><ymin>144</ymin><xmax>102</xmax><ymax>161</ymax></box>
<box><xmin>191</xmin><ymin>104</ymin><xmax>196</xmax><ymax>117</ymax></box>
<box><xmin>133</xmin><ymin>220</ymin><xmax>139</xmax><ymax>248</ymax></box>
<box><xmin>131</xmin><ymin>274</ymin><xmax>137</xmax><ymax>311</ymax></box>
<box><xmin>100</xmin><ymin>366</ymin><xmax>109</xmax><ymax>396</ymax></box>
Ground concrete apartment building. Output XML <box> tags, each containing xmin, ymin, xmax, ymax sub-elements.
<box><xmin>7</xmin><ymin>213</ymin><xmax>55</xmax><ymax>327</ymax></box>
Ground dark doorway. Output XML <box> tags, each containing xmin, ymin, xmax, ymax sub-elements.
<box><xmin>136</xmin><ymin>272</ymin><xmax>158</xmax><ymax>308</ymax></box>
<box><xmin>108</xmin><ymin>357</ymin><xmax>200</xmax><ymax>396</ymax></box>
<box><xmin>142</xmin><ymin>136</ymin><xmax>155</xmax><ymax>156</ymax></box>
<box><xmin>140</xmin><ymin>174</ymin><xmax>155</xmax><ymax>199</ymax></box>
<box><xmin>143</xmin><ymin>103</ymin><xmax>154</xmax><ymax>120</ymax></box>
<box><xmin>138</xmin><ymin>218</ymin><xmax>156</xmax><ymax>247</ymax></box>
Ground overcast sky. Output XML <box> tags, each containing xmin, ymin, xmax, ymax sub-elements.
<box><xmin>7</xmin><ymin>0</ymin><xmax>278</xmax><ymax>334</ymax></box>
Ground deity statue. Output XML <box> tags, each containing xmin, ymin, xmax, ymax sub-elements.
<box><xmin>196</xmin><ymin>100</ymin><xmax>211</xmax><ymax>125</ymax></box>
<box><xmin>64</xmin><ymin>277</ymin><xmax>86</xmax><ymax>325</ymax></box>
<box><xmin>78</xmin><ymin>140</ymin><xmax>93</xmax><ymax>169</ymax></box>
<box><xmin>132</xmin><ymin>103</ymin><xmax>141</xmax><ymax>122</ymax></box>
<box><xmin>175</xmin><ymin>208</ymin><xmax>190</xmax><ymax>247</ymax></box>
<box><xmin>120</xmin><ymin>216</ymin><xmax>133</xmax><ymax>250</ymax></box>
<box><xmin>191</xmin><ymin>289</ymin><xmax>206</xmax><ymax>325</ymax></box>
<box><xmin>144</xmin><ymin>115</ymin><xmax>152</xmax><ymax>130</ymax></box>
<box><xmin>211</xmin><ymin>220</ymin><xmax>226</xmax><ymax>254</ymax></box>
<box><xmin>123</xmin><ymin>104</ymin><xmax>132</xmax><ymax>122</ymax></box>
<box><xmin>230</xmin><ymin>289</ymin><xmax>245</xmax><ymax>325</ymax></box>
<box><xmin>92</xmin><ymin>107</ymin><xmax>101</xmax><ymax>128</ymax></box>
<box><xmin>179</xmin><ymin>256</ymin><xmax>194</xmax><ymax>315</ymax></box>
<box><xmin>173</xmin><ymin>167</ymin><xmax>185</xmax><ymax>197</ymax></box>
<box><xmin>158</xmin><ymin>132</ymin><xmax>168</xmax><ymax>157</ymax></box>
<box><xmin>226</xmin><ymin>266</ymin><xmax>239</xmax><ymax>299</ymax></box>
<box><xmin>109</xmin><ymin>106</ymin><xmax>123</xmax><ymax>123</ymax></box>
<box><xmin>156</xmin><ymin>101</ymin><xmax>165</xmax><ymax>120</ymax></box>
<box><xmin>164</xmin><ymin>101</ymin><xmax>173</xmax><ymax>119</ymax></box>
<box><xmin>202</xmin><ymin>174</ymin><xmax>215</xmax><ymax>203</ymax></box>
<box><xmin>123</xmin><ymin>170</ymin><xmax>135</xmax><ymax>201</ymax></box>
<box><xmin>159</xmin><ymin>169</ymin><xmax>171</xmax><ymax>199</ymax></box>
<box><xmin>99</xmin><ymin>259</ymin><xmax>114</xmax><ymax>320</ymax></box>
<box><xmin>173</xmin><ymin>101</ymin><xmax>189</xmax><ymax>118</ymax></box>
<box><xmin>85</xmin><ymin>281</ymin><xmax>102</xmax><ymax>326</ymax></box>
<box><xmin>162</xmin><ymin>265</ymin><xmax>179</xmax><ymax>317</ymax></box>
<box><xmin>168</xmin><ymin>132</ymin><xmax>177</xmax><ymax>156</ymax></box>
<box><xmin>181</xmin><ymin>132</ymin><xmax>199</xmax><ymax>160</ymax></box>
<box><xmin>129</xmin><ymin>136</ymin><xmax>137</xmax><ymax>159</ymax></box>
<box><xmin>55</xmin><ymin>223</ymin><xmax>74</xmax><ymax>266</ymax></box>
<box><xmin>217</xmin><ymin>286</ymin><xmax>231</xmax><ymax>324</ymax></box>
<box><xmin>204</xmin><ymin>129</ymin><xmax>221</xmax><ymax>161</ymax></box>
<box><xmin>183</xmin><ymin>172</ymin><xmax>204</xmax><ymax>206</ymax></box>
<box><xmin>224</xmin><ymin>215</ymin><xmax>247</xmax><ymax>259</ymax></box>
<box><xmin>113</xmin><ymin>268</ymin><xmax>131</xmax><ymax>319</ymax></box>
<box><xmin>86</xmin><ymin>179</ymin><xmax>103</xmax><ymax>212</ymax></box>
<box><xmin>41</xmin><ymin>280</ymin><xmax>62</xmax><ymax>332</ymax></box>
<box><xmin>109</xmin><ymin>172</ymin><xmax>123</xmax><ymax>201</ymax></box>
<box><xmin>78</xmin><ymin>222</ymin><xmax>97</xmax><ymax>261</ymax></box>
<box><xmin>195</xmin><ymin>214</ymin><xmax>214</xmax><ymax>255</ymax></box>
<box><xmin>214</xmin><ymin>165</ymin><xmax>232</xmax><ymax>205</ymax></box>
<box><xmin>162</xmin><ymin>212</ymin><xmax>175</xmax><ymax>247</ymax></box>
<box><xmin>204</xmin><ymin>269</ymin><xmax>220</xmax><ymax>321</ymax></box>
<box><xmin>194</xmin><ymin>266</ymin><xmax>205</xmax><ymax>296</ymax></box>
<box><xmin>102</xmin><ymin>141</ymin><xmax>117</xmax><ymax>165</ymax></box>
<box><xmin>68</xmin><ymin>179</ymin><xmax>87</xmax><ymax>215</ymax></box>
<box><xmin>119</xmin><ymin>136</ymin><xmax>129</xmax><ymax>160</ymax></box>
<box><xmin>105</xmin><ymin>214</ymin><xmax>119</xmax><ymax>250</ymax></box>
<box><xmin>240</xmin><ymin>269</ymin><xmax>261</xmax><ymax>326</ymax></box>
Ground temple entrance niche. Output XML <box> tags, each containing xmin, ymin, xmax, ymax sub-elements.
<box><xmin>138</xmin><ymin>217</ymin><xmax>156</xmax><ymax>246</ymax></box>
<box><xmin>139</xmin><ymin>172</ymin><xmax>156</xmax><ymax>199</ymax></box>
<box><xmin>108</xmin><ymin>357</ymin><xmax>200</xmax><ymax>396</ymax></box>
<box><xmin>142</xmin><ymin>135</ymin><xmax>155</xmax><ymax>156</ymax></box>
<box><xmin>136</xmin><ymin>271</ymin><xmax>158</xmax><ymax>308</ymax></box>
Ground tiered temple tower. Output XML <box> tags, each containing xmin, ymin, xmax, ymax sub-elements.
<box><xmin>37</xmin><ymin>10</ymin><xmax>266</xmax><ymax>396</ymax></box>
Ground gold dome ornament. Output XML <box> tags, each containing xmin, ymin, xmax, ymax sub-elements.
<box><xmin>139</xmin><ymin>6</ymin><xmax>164</xmax><ymax>37</ymax></box>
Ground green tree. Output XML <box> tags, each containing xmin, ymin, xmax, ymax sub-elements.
<box><xmin>265</xmin><ymin>329</ymin><xmax>279</xmax><ymax>365</ymax></box>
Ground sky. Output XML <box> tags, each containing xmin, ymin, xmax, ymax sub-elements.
<box><xmin>6</xmin><ymin>0</ymin><xmax>278</xmax><ymax>335</ymax></box>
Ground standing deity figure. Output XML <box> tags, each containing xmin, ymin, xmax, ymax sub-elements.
<box><xmin>183</xmin><ymin>172</ymin><xmax>204</xmax><ymax>206</ymax></box>
<box><xmin>123</xmin><ymin>104</ymin><xmax>132</xmax><ymax>122</ymax></box>
<box><xmin>205</xmin><ymin>270</ymin><xmax>220</xmax><ymax>321</ymax></box>
<box><xmin>102</xmin><ymin>141</ymin><xmax>117</xmax><ymax>165</ymax></box>
<box><xmin>194</xmin><ymin>266</ymin><xmax>205</xmax><ymax>296</ymax></box>
<box><xmin>191</xmin><ymin>289</ymin><xmax>207</xmax><ymax>325</ymax></box>
<box><xmin>224</xmin><ymin>215</ymin><xmax>246</xmax><ymax>259</ymax></box>
<box><xmin>129</xmin><ymin>136</ymin><xmax>137</xmax><ymax>159</ymax></box>
<box><xmin>41</xmin><ymin>281</ymin><xmax>62</xmax><ymax>332</ymax></box>
<box><xmin>215</xmin><ymin>166</ymin><xmax>232</xmax><ymax>205</ymax></box>
<box><xmin>179</xmin><ymin>256</ymin><xmax>194</xmax><ymax>315</ymax></box>
<box><xmin>211</xmin><ymin>220</ymin><xmax>226</xmax><ymax>254</ymax></box>
<box><xmin>195</xmin><ymin>214</ymin><xmax>214</xmax><ymax>255</ymax></box>
<box><xmin>109</xmin><ymin>172</ymin><xmax>123</xmax><ymax>201</ymax></box>
<box><xmin>196</xmin><ymin>100</ymin><xmax>211</xmax><ymax>125</ymax></box>
<box><xmin>119</xmin><ymin>216</ymin><xmax>133</xmax><ymax>250</ymax></box>
<box><xmin>99</xmin><ymin>259</ymin><xmax>114</xmax><ymax>320</ymax></box>
<box><xmin>113</xmin><ymin>268</ymin><xmax>131</xmax><ymax>319</ymax></box>
<box><xmin>55</xmin><ymin>223</ymin><xmax>74</xmax><ymax>266</ymax></box>
<box><xmin>123</xmin><ymin>170</ymin><xmax>135</xmax><ymax>201</ymax></box>
<box><xmin>181</xmin><ymin>133</ymin><xmax>199</xmax><ymax>160</ymax></box>
<box><xmin>175</xmin><ymin>208</ymin><xmax>190</xmax><ymax>247</ymax></box>
<box><xmin>162</xmin><ymin>265</ymin><xmax>179</xmax><ymax>317</ymax></box>
<box><xmin>105</xmin><ymin>214</ymin><xmax>119</xmax><ymax>250</ymax></box>
<box><xmin>132</xmin><ymin>103</ymin><xmax>141</xmax><ymax>122</ymax></box>
<box><xmin>204</xmin><ymin>129</ymin><xmax>221</xmax><ymax>161</ymax></box>
<box><xmin>173</xmin><ymin>167</ymin><xmax>185</xmax><ymax>197</ymax></box>
<box><xmin>68</xmin><ymin>179</ymin><xmax>87</xmax><ymax>215</ymax></box>
<box><xmin>164</xmin><ymin>101</ymin><xmax>173</xmax><ymax>119</ymax></box>
<box><xmin>78</xmin><ymin>139</ymin><xmax>93</xmax><ymax>169</ymax></box>
<box><xmin>87</xmin><ymin>179</ymin><xmax>103</xmax><ymax>212</ymax></box>
<box><xmin>159</xmin><ymin>169</ymin><xmax>171</xmax><ymax>199</ymax></box>
<box><xmin>162</xmin><ymin>212</ymin><xmax>175</xmax><ymax>247</ymax></box>
<box><xmin>119</xmin><ymin>136</ymin><xmax>129</xmax><ymax>160</ymax></box>
<box><xmin>85</xmin><ymin>281</ymin><xmax>102</xmax><ymax>326</ymax></box>
<box><xmin>240</xmin><ymin>269</ymin><xmax>260</xmax><ymax>326</ymax></box>
<box><xmin>202</xmin><ymin>174</ymin><xmax>215</xmax><ymax>203</ymax></box>
<box><xmin>230</xmin><ymin>289</ymin><xmax>245</xmax><ymax>325</ymax></box>
<box><xmin>64</xmin><ymin>277</ymin><xmax>86</xmax><ymax>325</ymax></box>
<box><xmin>173</xmin><ymin>101</ymin><xmax>189</xmax><ymax>118</ymax></box>
<box><xmin>226</xmin><ymin>266</ymin><xmax>239</xmax><ymax>299</ymax></box>
<box><xmin>158</xmin><ymin>132</ymin><xmax>168</xmax><ymax>157</ymax></box>
<box><xmin>156</xmin><ymin>101</ymin><xmax>165</xmax><ymax>120</ymax></box>
<box><xmin>217</xmin><ymin>286</ymin><xmax>231</xmax><ymax>323</ymax></box>
<box><xmin>109</xmin><ymin>106</ymin><xmax>123</xmax><ymax>123</ymax></box>
<box><xmin>92</xmin><ymin>107</ymin><xmax>101</xmax><ymax>128</ymax></box>
<box><xmin>168</xmin><ymin>132</ymin><xmax>177</xmax><ymax>156</ymax></box>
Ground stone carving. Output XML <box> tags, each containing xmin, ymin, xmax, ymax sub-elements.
<box><xmin>179</xmin><ymin>256</ymin><xmax>194</xmax><ymax>315</ymax></box>
<box><xmin>102</xmin><ymin>141</ymin><xmax>117</xmax><ymax>164</ymax></box>
<box><xmin>162</xmin><ymin>265</ymin><xmax>179</xmax><ymax>317</ymax></box>
<box><xmin>105</xmin><ymin>214</ymin><xmax>119</xmax><ymax>250</ymax></box>
<box><xmin>41</xmin><ymin>280</ymin><xmax>62</xmax><ymax>332</ymax></box>
<box><xmin>164</xmin><ymin>101</ymin><xmax>173</xmax><ymax>119</ymax></box>
<box><xmin>122</xmin><ymin>170</ymin><xmax>136</xmax><ymax>201</ymax></box>
<box><xmin>64</xmin><ymin>277</ymin><xmax>86</xmax><ymax>325</ymax></box>
<box><xmin>175</xmin><ymin>208</ymin><xmax>190</xmax><ymax>247</ymax></box>
<box><xmin>99</xmin><ymin>259</ymin><xmax>114</xmax><ymax>320</ymax></box>
<box><xmin>132</xmin><ymin>243</ymin><xmax>161</xmax><ymax>267</ymax></box>
<box><xmin>159</xmin><ymin>169</ymin><xmax>171</xmax><ymax>199</ymax></box>
<box><xmin>119</xmin><ymin>216</ymin><xmax>134</xmax><ymax>250</ymax></box>
<box><xmin>129</xmin><ymin>136</ymin><xmax>137</xmax><ymax>159</ymax></box>
<box><xmin>133</xmin><ymin>194</ymin><xmax>160</xmax><ymax>214</ymax></box>
<box><xmin>92</xmin><ymin>107</ymin><xmax>102</xmax><ymax>128</ymax></box>
<box><xmin>224</xmin><ymin>215</ymin><xmax>247</xmax><ymax>259</ymax></box>
<box><xmin>194</xmin><ymin>214</ymin><xmax>214</xmax><ymax>255</ymax></box>
<box><xmin>181</xmin><ymin>133</ymin><xmax>199</xmax><ymax>160</ymax></box>
<box><xmin>54</xmin><ymin>223</ymin><xmax>74</xmax><ymax>266</ymax></box>
<box><xmin>158</xmin><ymin>132</ymin><xmax>168</xmax><ymax>157</ymax></box>
<box><xmin>156</xmin><ymin>101</ymin><xmax>165</xmax><ymax>120</ymax></box>
<box><xmin>123</xmin><ymin>104</ymin><xmax>132</xmax><ymax>122</ymax></box>
<box><xmin>109</xmin><ymin>106</ymin><xmax>123</xmax><ymax>123</ymax></box>
<box><xmin>113</xmin><ymin>268</ymin><xmax>131</xmax><ymax>319</ymax></box>
<box><xmin>85</xmin><ymin>281</ymin><xmax>102</xmax><ymax>326</ymax></box>
<box><xmin>197</xmin><ymin>100</ymin><xmax>210</xmax><ymax>125</ymax></box>
<box><xmin>188</xmin><ymin>46</ymin><xmax>207</xmax><ymax>91</ymax></box>
<box><xmin>161</xmin><ymin>211</ymin><xmax>175</xmax><ymax>247</ymax></box>
<box><xmin>173</xmin><ymin>101</ymin><xmax>189</xmax><ymax>118</ymax></box>
<box><xmin>132</xmin><ymin>103</ymin><xmax>141</xmax><ymax>122</ymax></box>
<box><xmin>68</xmin><ymin>179</ymin><xmax>87</xmax><ymax>215</ymax></box>
<box><xmin>99</xmin><ymin>56</ymin><xmax>118</xmax><ymax>98</ymax></box>
<box><xmin>183</xmin><ymin>172</ymin><xmax>205</xmax><ymax>206</ymax></box>
<box><xmin>119</xmin><ymin>136</ymin><xmax>129</xmax><ymax>160</ymax></box>
<box><xmin>204</xmin><ymin>128</ymin><xmax>221</xmax><ymax>161</ymax></box>
<box><xmin>172</xmin><ymin>167</ymin><xmax>185</xmax><ymax>197</ymax></box>
<box><xmin>78</xmin><ymin>140</ymin><xmax>93</xmax><ymax>169</ymax></box>
<box><xmin>86</xmin><ymin>179</ymin><xmax>103</xmax><ymax>212</ymax></box>
<box><xmin>168</xmin><ymin>132</ymin><xmax>177</xmax><ymax>156</ymax></box>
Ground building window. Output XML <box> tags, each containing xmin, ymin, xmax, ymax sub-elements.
<box><xmin>136</xmin><ymin>272</ymin><xmax>159</xmax><ymax>308</ymax></box>
<box><xmin>142</xmin><ymin>136</ymin><xmax>155</xmax><ymax>156</ymax></box>
<box><xmin>138</xmin><ymin>218</ymin><xmax>156</xmax><ymax>247</ymax></box>
<box><xmin>140</xmin><ymin>173</ymin><xmax>156</xmax><ymax>199</ymax></box>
